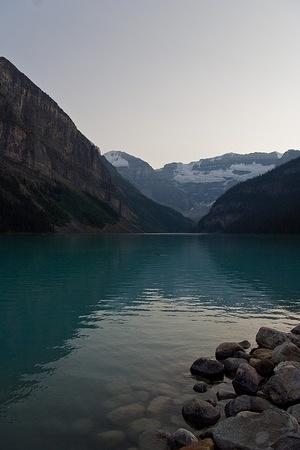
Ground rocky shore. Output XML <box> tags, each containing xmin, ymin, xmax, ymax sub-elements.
<box><xmin>151</xmin><ymin>324</ymin><xmax>300</xmax><ymax>450</ymax></box>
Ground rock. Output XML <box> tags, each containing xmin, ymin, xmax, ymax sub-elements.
<box><xmin>96</xmin><ymin>430</ymin><xmax>126</xmax><ymax>448</ymax></box>
<box><xmin>223</xmin><ymin>357</ymin><xmax>248</xmax><ymax>377</ymax></box>
<box><xmin>263</xmin><ymin>367</ymin><xmax>300</xmax><ymax>406</ymax></box>
<box><xmin>250</xmin><ymin>358</ymin><xmax>275</xmax><ymax>377</ymax></box>
<box><xmin>291</xmin><ymin>324</ymin><xmax>300</xmax><ymax>335</ymax></box>
<box><xmin>272</xmin><ymin>432</ymin><xmax>300</xmax><ymax>449</ymax></box>
<box><xmin>225</xmin><ymin>394</ymin><xmax>275</xmax><ymax>417</ymax></box>
<box><xmin>107</xmin><ymin>403</ymin><xmax>145</xmax><ymax>425</ymax></box>
<box><xmin>251</xmin><ymin>347</ymin><xmax>273</xmax><ymax>360</ymax></box>
<box><xmin>190</xmin><ymin>358</ymin><xmax>224</xmax><ymax>381</ymax></box>
<box><xmin>239</xmin><ymin>340</ymin><xmax>251</xmax><ymax>350</ymax></box>
<box><xmin>138</xmin><ymin>429</ymin><xmax>168</xmax><ymax>450</ymax></box>
<box><xmin>168</xmin><ymin>428</ymin><xmax>198</xmax><ymax>449</ymax></box>
<box><xmin>181</xmin><ymin>438</ymin><xmax>215</xmax><ymax>449</ymax></box>
<box><xmin>193</xmin><ymin>382</ymin><xmax>207</xmax><ymax>393</ymax></box>
<box><xmin>287</xmin><ymin>404</ymin><xmax>300</xmax><ymax>424</ymax></box>
<box><xmin>234</xmin><ymin>350</ymin><xmax>251</xmax><ymax>360</ymax></box>
<box><xmin>256</xmin><ymin>327</ymin><xmax>289</xmax><ymax>349</ymax></box>
<box><xmin>217</xmin><ymin>389</ymin><xmax>237</xmax><ymax>401</ymax></box>
<box><xmin>127</xmin><ymin>418</ymin><xmax>161</xmax><ymax>441</ymax></box>
<box><xmin>232</xmin><ymin>363</ymin><xmax>261</xmax><ymax>395</ymax></box>
<box><xmin>212</xmin><ymin>409</ymin><xmax>299</xmax><ymax>450</ymax></box>
<box><xmin>147</xmin><ymin>396</ymin><xmax>172</xmax><ymax>414</ymax></box>
<box><xmin>287</xmin><ymin>333</ymin><xmax>300</xmax><ymax>348</ymax></box>
<box><xmin>182</xmin><ymin>398</ymin><xmax>220</xmax><ymax>429</ymax></box>
<box><xmin>272</xmin><ymin>342</ymin><xmax>300</xmax><ymax>364</ymax></box>
<box><xmin>215</xmin><ymin>342</ymin><xmax>243</xmax><ymax>360</ymax></box>
<box><xmin>274</xmin><ymin>361</ymin><xmax>300</xmax><ymax>372</ymax></box>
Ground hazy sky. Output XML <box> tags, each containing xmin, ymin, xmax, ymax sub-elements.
<box><xmin>1</xmin><ymin>0</ymin><xmax>300</xmax><ymax>167</ymax></box>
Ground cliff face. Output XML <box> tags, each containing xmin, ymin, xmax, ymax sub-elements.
<box><xmin>198</xmin><ymin>156</ymin><xmax>300</xmax><ymax>234</ymax></box>
<box><xmin>0</xmin><ymin>57</ymin><xmax>192</xmax><ymax>233</ymax></box>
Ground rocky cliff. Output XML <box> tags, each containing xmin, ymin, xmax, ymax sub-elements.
<box><xmin>0</xmin><ymin>57</ymin><xmax>192</xmax><ymax>233</ymax></box>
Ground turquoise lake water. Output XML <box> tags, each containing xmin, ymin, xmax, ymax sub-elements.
<box><xmin>1</xmin><ymin>234</ymin><xmax>300</xmax><ymax>449</ymax></box>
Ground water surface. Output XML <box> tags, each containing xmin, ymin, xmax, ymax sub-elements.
<box><xmin>1</xmin><ymin>234</ymin><xmax>300</xmax><ymax>449</ymax></box>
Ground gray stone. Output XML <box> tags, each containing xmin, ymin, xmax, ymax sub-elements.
<box><xmin>225</xmin><ymin>394</ymin><xmax>275</xmax><ymax>417</ymax></box>
<box><xmin>182</xmin><ymin>398</ymin><xmax>220</xmax><ymax>429</ymax></box>
<box><xmin>212</xmin><ymin>409</ymin><xmax>299</xmax><ymax>450</ymax></box>
<box><xmin>272</xmin><ymin>342</ymin><xmax>300</xmax><ymax>364</ymax></box>
<box><xmin>287</xmin><ymin>404</ymin><xmax>300</xmax><ymax>424</ymax></box>
<box><xmin>224</xmin><ymin>357</ymin><xmax>248</xmax><ymax>377</ymax></box>
<box><xmin>256</xmin><ymin>327</ymin><xmax>289</xmax><ymax>350</ymax></box>
<box><xmin>263</xmin><ymin>367</ymin><xmax>300</xmax><ymax>406</ymax></box>
<box><xmin>272</xmin><ymin>432</ymin><xmax>300</xmax><ymax>449</ymax></box>
<box><xmin>239</xmin><ymin>340</ymin><xmax>251</xmax><ymax>350</ymax></box>
<box><xmin>235</xmin><ymin>350</ymin><xmax>251</xmax><ymax>360</ymax></box>
<box><xmin>168</xmin><ymin>428</ymin><xmax>198</xmax><ymax>449</ymax></box>
<box><xmin>193</xmin><ymin>382</ymin><xmax>207</xmax><ymax>393</ymax></box>
<box><xmin>217</xmin><ymin>389</ymin><xmax>237</xmax><ymax>401</ymax></box>
<box><xmin>250</xmin><ymin>358</ymin><xmax>275</xmax><ymax>377</ymax></box>
<box><xmin>190</xmin><ymin>357</ymin><xmax>224</xmax><ymax>380</ymax></box>
<box><xmin>274</xmin><ymin>361</ymin><xmax>300</xmax><ymax>373</ymax></box>
<box><xmin>291</xmin><ymin>324</ymin><xmax>300</xmax><ymax>335</ymax></box>
<box><xmin>232</xmin><ymin>363</ymin><xmax>261</xmax><ymax>395</ymax></box>
<box><xmin>216</xmin><ymin>342</ymin><xmax>244</xmax><ymax>360</ymax></box>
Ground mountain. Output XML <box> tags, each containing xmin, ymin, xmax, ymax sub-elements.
<box><xmin>0</xmin><ymin>57</ymin><xmax>192</xmax><ymax>233</ymax></box>
<box><xmin>198</xmin><ymin>155</ymin><xmax>300</xmax><ymax>233</ymax></box>
<box><xmin>104</xmin><ymin>150</ymin><xmax>300</xmax><ymax>220</ymax></box>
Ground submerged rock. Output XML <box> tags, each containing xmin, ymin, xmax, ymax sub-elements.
<box><xmin>193</xmin><ymin>382</ymin><xmax>207</xmax><ymax>393</ymax></box>
<box><xmin>168</xmin><ymin>428</ymin><xmax>198</xmax><ymax>449</ymax></box>
<box><xmin>127</xmin><ymin>418</ymin><xmax>161</xmax><ymax>441</ymax></box>
<box><xmin>182</xmin><ymin>398</ymin><xmax>220</xmax><ymax>429</ymax></box>
<box><xmin>107</xmin><ymin>403</ymin><xmax>145</xmax><ymax>425</ymax></box>
<box><xmin>225</xmin><ymin>394</ymin><xmax>275</xmax><ymax>417</ymax></box>
<box><xmin>263</xmin><ymin>367</ymin><xmax>300</xmax><ymax>406</ymax></box>
<box><xmin>96</xmin><ymin>430</ymin><xmax>126</xmax><ymax>448</ymax></box>
<box><xmin>190</xmin><ymin>358</ymin><xmax>224</xmax><ymax>381</ymax></box>
<box><xmin>256</xmin><ymin>327</ymin><xmax>289</xmax><ymax>350</ymax></box>
<box><xmin>138</xmin><ymin>429</ymin><xmax>168</xmax><ymax>450</ymax></box>
<box><xmin>181</xmin><ymin>438</ymin><xmax>215</xmax><ymax>449</ymax></box>
<box><xmin>215</xmin><ymin>342</ymin><xmax>244</xmax><ymax>360</ymax></box>
<box><xmin>147</xmin><ymin>396</ymin><xmax>172</xmax><ymax>414</ymax></box>
<box><xmin>232</xmin><ymin>363</ymin><xmax>261</xmax><ymax>395</ymax></box>
<box><xmin>212</xmin><ymin>409</ymin><xmax>299</xmax><ymax>450</ymax></box>
<box><xmin>272</xmin><ymin>342</ymin><xmax>300</xmax><ymax>364</ymax></box>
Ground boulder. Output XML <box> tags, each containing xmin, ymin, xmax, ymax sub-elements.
<box><xmin>291</xmin><ymin>324</ymin><xmax>300</xmax><ymax>335</ymax></box>
<box><xmin>193</xmin><ymin>382</ymin><xmax>207</xmax><ymax>393</ymax></box>
<box><xmin>274</xmin><ymin>361</ymin><xmax>300</xmax><ymax>373</ymax></box>
<box><xmin>215</xmin><ymin>342</ymin><xmax>243</xmax><ymax>360</ymax></box>
<box><xmin>287</xmin><ymin>333</ymin><xmax>300</xmax><ymax>348</ymax></box>
<box><xmin>239</xmin><ymin>340</ymin><xmax>251</xmax><ymax>350</ymax></box>
<box><xmin>212</xmin><ymin>409</ymin><xmax>299</xmax><ymax>450</ymax></box>
<box><xmin>256</xmin><ymin>327</ymin><xmax>289</xmax><ymax>350</ymax></box>
<box><xmin>182</xmin><ymin>398</ymin><xmax>220</xmax><ymax>429</ymax></box>
<box><xmin>235</xmin><ymin>350</ymin><xmax>251</xmax><ymax>360</ymax></box>
<box><xmin>250</xmin><ymin>358</ymin><xmax>275</xmax><ymax>377</ymax></box>
<box><xmin>223</xmin><ymin>358</ymin><xmax>248</xmax><ymax>377</ymax></box>
<box><xmin>217</xmin><ymin>389</ymin><xmax>237</xmax><ymax>401</ymax></box>
<box><xmin>272</xmin><ymin>342</ymin><xmax>300</xmax><ymax>364</ymax></box>
<box><xmin>225</xmin><ymin>394</ymin><xmax>275</xmax><ymax>417</ymax></box>
<box><xmin>272</xmin><ymin>433</ymin><xmax>300</xmax><ymax>449</ymax></box>
<box><xmin>190</xmin><ymin>358</ymin><xmax>224</xmax><ymax>380</ymax></box>
<box><xmin>232</xmin><ymin>363</ymin><xmax>261</xmax><ymax>395</ymax></box>
<box><xmin>251</xmin><ymin>348</ymin><xmax>273</xmax><ymax>360</ymax></box>
<box><xmin>168</xmin><ymin>428</ymin><xmax>198</xmax><ymax>449</ymax></box>
<box><xmin>263</xmin><ymin>367</ymin><xmax>300</xmax><ymax>406</ymax></box>
<box><xmin>287</xmin><ymin>404</ymin><xmax>300</xmax><ymax>424</ymax></box>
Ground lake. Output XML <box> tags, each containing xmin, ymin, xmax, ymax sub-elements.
<box><xmin>1</xmin><ymin>234</ymin><xmax>300</xmax><ymax>450</ymax></box>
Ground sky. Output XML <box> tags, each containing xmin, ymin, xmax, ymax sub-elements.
<box><xmin>1</xmin><ymin>0</ymin><xmax>300</xmax><ymax>168</ymax></box>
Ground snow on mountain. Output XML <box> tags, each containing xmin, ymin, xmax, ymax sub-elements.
<box><xmin>105</xmin><ymin>151</ymin><xmax>129</xmax><ymax>168</ymax></box>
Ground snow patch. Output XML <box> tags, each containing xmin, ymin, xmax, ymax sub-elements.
<box><xmin>105</xmin><ymin>151</ymin><xmax>129</xmax><ymax>168</ymax></box>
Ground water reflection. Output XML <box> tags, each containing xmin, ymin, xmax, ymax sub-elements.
<box><xmin>0</xmin><ymin>235</ymin><xmax>300</xmax><ymax>448</ymax></box>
